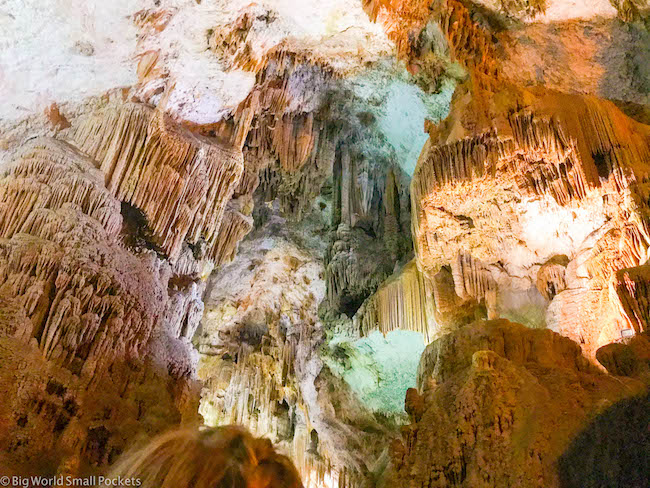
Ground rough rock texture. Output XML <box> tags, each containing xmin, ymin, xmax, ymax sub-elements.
<box><xmin>372</xmin><ymin>0</ymin><xmax>650</xmax><ymax>361</ymax></box>
<box><xmin>387</xmin><ymin>319</ymin><xmax>646</xmax><ymax>487</ymax></box>
<box><xmin>196</xmin><ymin>209</ymin><xmax>394</xmax><ymax>487</ymax></box>
<box><xmin>3</xmin><ymin>0</ymin><xmax>650</xmax><ymax>487</ymax></box>
<box><xmin>0</xmin><ymin>137</ymin><xmax>203</xmax><ymax>474</ymax></box>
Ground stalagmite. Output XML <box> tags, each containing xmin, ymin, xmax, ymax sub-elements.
<box><xmin>388</xmin><ymin>319</ymin><xmax>645</xmax><ymax>487</ymax></box>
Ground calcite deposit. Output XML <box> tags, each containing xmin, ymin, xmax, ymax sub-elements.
<box><xmin>1</xmin><ymin>0</ymin><xmax>650</xmax><ymax>487</ymax></box>
<box><xmin>387</xmin><ymin>319</ymin><xmax>646</xmax><ymax>487</ymax></box>
<box><xmin>0</xmin><ymin>136</ymin><xmax>203</xmax><ymax>473</ymax></box>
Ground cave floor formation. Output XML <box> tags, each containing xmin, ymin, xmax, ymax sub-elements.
<box><xmin>1</xmin><ymin>1</ymin><xmax>650</xmax><ymax>487</ymax></box>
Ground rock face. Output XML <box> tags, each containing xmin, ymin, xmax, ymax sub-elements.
<box><xmin>357</xmin><ymin>1</ymin><xmax>650</xmax><ymax>485</ymax></box>
<box><xmin>0</xmin><ymin>137</ymin><xmax>195</xmax><ymax>473</ymax></box>
<box><xmin>363</xmin><ymin>0</ymin><xmax>650</xmax><ymax>363</ymax></box>
<box><xmin>0</xmin><ymin>101</ymin><xmax>249</xmax><ymax>474</ymax></box>
<box><xmin>2</xmin><ymin>0</ymin><xmax>650</xmax><ymax>487</ymax></box>
<box><xmin>387</xmin><ymin>319</ymin><xmax>646</xmax><ymax>487</ymax></box>
<box><xmin>411</xmin><ymin>88</ymin><xmax>650</xmax><ymax>355</ymax></box>
<box><xmin>197</xmin><ymin>209</ymin><xmax>394</xmax><ymax>487</ymax></box>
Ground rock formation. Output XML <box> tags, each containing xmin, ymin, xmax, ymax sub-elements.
<box><xmin>0</xmin><ymin>80</ymin><xmax>255</xmax><ymax>475</ymax></box>
<box><xmin>2</xmin><ymin>0</ymin><xmax>650</xmax><ymax>487</ymax></box>
<box><xmin>0</xmin><ymin>136</ymin><xmax>204</xmax><ymax>474</ymax></box>
<box><xmin>71</xmin><ymin>103</ymin><xmax>245</xmax><ymax>262</ymax></box>
<box><xmin>387</xmin><ymin>319</ymin><xmax>646</xmax><ymax>487</ymax></box>
<box><xmin>196</xmin><ymin>209</ymin><xmax>395</xmax><ymax>487</ymax></box>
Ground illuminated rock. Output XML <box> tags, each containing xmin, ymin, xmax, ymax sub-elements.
<box><xmin>354</xmin><ymin>260</ymin><xmax>437</xmax><ymax>341</ymax></box>
<box><xmin>387</xmin><ymin>319</ymin><xmax>646</xmax><ymax>487</ymax></box>
<box><xmin>71</xmin><ymin>103</ymin><xmax>245</xmax><ymax>262</ymax></box>
<box><xmin>0</xmin><ymin>137</ymin><xmax>201</xmax><ymax>470</ymax></box>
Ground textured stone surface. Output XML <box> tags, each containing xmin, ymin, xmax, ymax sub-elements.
<box><xmin>387</xmin><ymin>319</ymin><xmax>646</xmax><ymax>488</ymax></box>
<box><xmin>2</xmin><ymin>0</ymin><xmax>650</xmax><ymax>487</ymax></box>
<box><xmin>0</xmin><ymin>137</ymin><xmax>202</xmax><ymax>473</ymax></box>
<box><xmin>197</xmin><ymin>209</ymin><xmax>395</xmax><ymax>487</ymax></box>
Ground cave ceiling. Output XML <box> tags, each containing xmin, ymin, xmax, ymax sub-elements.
<box><xmin>1</xmin><ymin>1</ymin><xmax>650</xmax><ymax>487</ymax></box>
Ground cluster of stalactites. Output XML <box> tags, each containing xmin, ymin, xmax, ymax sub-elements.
<box><xmin>451</xmin><ymin>251</ymin><xmax>497</xmax><ymax>316</ymax></box>
<box><xmin>71</xmin><ymin>103</ymin><xmax>245</xmax><ymax>263</ymax></box>
<box><xmin>616</xmin><ymin>264</ymin><xmax>650</xmax><ymax>335</ymax></box>
<box><xmin>362</xmin><ymin>0</ymin><xmax>436</xmax><ymax>59</ymax></box>
<box><xmin>244</xmin><ymin>112</ymin><xmax>322</xmax><ymax>175</ymax></box>
<box><xmin>354</xmin><ymin>260</ymin><xmax>437</xmax><ymax>342</ymax></box>
<box><xmin>363</xmin><ymin>0</ymin><xmax>501</xmax><ymax>90</ymax></box>
<box><xmin>212</xmin><ymin>200</ymin><xmax>254</xmax><ymax>267</ymax></box>
<box><xmin>536</xmin><ymin>256</ymin><xmax>569</xmax><ymax>301</ymax></box>
<box><xmin>412</xmin><ymin>96</ymin><xmax>650</xmax><ymax>263</ymax></box>
<box><xmin>411</xmin><ymin>110</ymin><xmax>597</xmax><ymax>212</ymax></box>
<box><xmin>411</xmin><ymin>86</ymin><xmax>650</xmax><ymax>357</ymax></box>
<box><xmin>200</xmin><ymin>344</ymin><xmax>363</xmax><ymax>486</ymax></box>
<box><xmin>0</xmin><ymin>138</ymin><xmax>170</xmax><ymax>381</ymax></box>
<box><xmin>255</xmin><ymin>123</ymin><xmax>339</xmax><ymax>219</ymax></box>
<box><xmin>0</xmin><ymin>139</ymin><xmax>122</xmax><ymax>240</ymax></box>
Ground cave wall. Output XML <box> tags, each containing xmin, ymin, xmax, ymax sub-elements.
<box><xmin>0</xmin><ymin>100</ymin><xmax>251</xmax><ymax>475</ymax></box>
<box><xmin>362</xmin><ymin>1</ymin><xmax>650</xmax><ymax>486</ymax></box>
<box><xmin>2</xmin><ymin>1</ymin><xmax>650</xmax><ymax>487</ymax></box>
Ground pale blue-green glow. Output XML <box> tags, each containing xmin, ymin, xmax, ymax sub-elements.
<box><xmin>325</xmin><ymin>330</ymin><xmax>426</xmax><ymax>414</ymax></box>
<box><xmin>343</xmin><ymin>65</ymin><xmax>455</xmax><ymax>176</ymax></box>
<box><xmin>377</xmin><ymin>79</ymin><xmax>454</xmax><ymax>175</ymax></box>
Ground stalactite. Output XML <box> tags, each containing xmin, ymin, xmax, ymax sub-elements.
<box><xmin>71</xmin><ymin>103</ymin><xmax>244</xmax><ymax>262</ymax></box>
<box><xmin>0</xmin><ymin>137</ymin><xmax>201</xmax><ymax>470</ymax></box>
<box><xmin>256</xmin><ymin>124</ymin><xmax>339</xmax><ymax>219</ymax></box>
<box><xmin>354</xmin><ymin>260</ymin><xmax>437</xmax><ymax>342</ymax></box>
<box><xmin>451</xmin><ymin>252</ymin><xmax>496</xmax><ymax>311</ymax></box>
<box><xmin>614</xmin><ymin>264</ymin><xmax>650</xmax><ymax>335</ymax></box>
<box><xmin>536</xmin><ymin>256</ymin><xmax>569</xmax><ymax>301</ymax></box>
<box><xmin>211</xmin><ymin>200</ymin><xmax>254</xmax><ymax>266</ymax></box>
<box><xmin>362</xmin><ymin>0</ymin><xmax>434</xmax><ymax>59</ymax></box>
<box><xmin>411</xmin><ymin>101</ymin><xmax>632</xmax><ymax>219</ymax></box>
<box><xmin>245</xmin><ymin>112</ymin><xmax>321</xmax><ymax>174</ymax></box>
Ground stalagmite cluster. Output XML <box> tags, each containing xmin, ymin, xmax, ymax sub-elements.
<box><xmin>387</xmin><ymin>319</ymin><xmax>646</xmax><ymax>487</ymax></box>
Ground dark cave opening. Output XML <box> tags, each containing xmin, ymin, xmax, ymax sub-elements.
<box><xmin>119</xmin><ymin>202</ymin><xmax>163</xmax><ymax>255</ymax></box>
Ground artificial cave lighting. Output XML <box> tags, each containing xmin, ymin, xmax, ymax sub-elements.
<box><xmin>1</xmin><ymin>1</ymin><xmax>649</xmax><ymax>487</ymax></box>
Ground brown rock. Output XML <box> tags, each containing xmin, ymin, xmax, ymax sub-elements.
<box><xmin>387</xmin><ymin>319</ymin><xmax>645</xmax><ymax>487</ymax></box>
<box><xmin>44</xmin><ymin>103</ymin><xmax>71</xmax><ymax>130</ymax></box>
